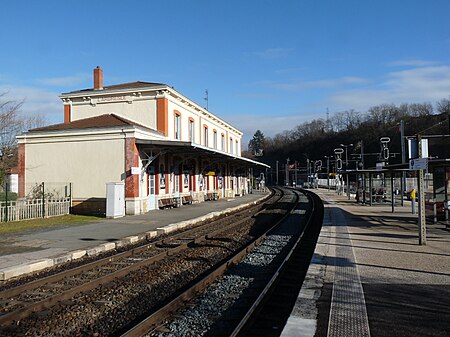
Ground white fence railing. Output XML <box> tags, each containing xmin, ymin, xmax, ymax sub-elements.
<box><xmin>0</xmin><ymin>198</ymin><xmax>71</xmax><ymax>222</ymax></box>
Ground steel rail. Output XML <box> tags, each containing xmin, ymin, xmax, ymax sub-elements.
<box><xmin>230</xmin><ymin>188</ymin><xmax>324</xmax><ymax>337</ymax></box>
<box><xmin>119</xmin><ymin>187</ymin><xmax>298</xmax><ymax>337</ymax></box>
<box><xmin>1</xmin><ymin>190</ymin><xmax>275</xmax><ymax>299</ymax></box>
<box><xmin>229</xmin><ymin>188</ymin><xmax>317</xmax><ymax>336</ymax></box>
<box><xmin>0</xmin><ymin>189</ymin><xmax>279</xmax><ymax>326</ymax></box>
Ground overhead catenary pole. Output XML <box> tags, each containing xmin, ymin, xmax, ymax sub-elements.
<box><xmin>276</xmin><ymin>160</ymin><xmax>279</xmax><ymax>185</ymax></box>
<box><xmin>285</xmin><ymin>158</ymin><xmax>290</xmax><ymax>186</ymax></box>
<box><xmin>294</xmin><ymin>161</ymin><xmax>298</xmax><ymax>186</ymax></box>
<box><xmin>400</xmin><ymin>120</ymin><xmax>406</xmax><ymax>206</ymax></box>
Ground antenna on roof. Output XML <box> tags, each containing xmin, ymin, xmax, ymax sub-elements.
<box><xmin>204</xmin><ymin>89</ymin><xmax>209</xmax><ymax>110</ymax></box>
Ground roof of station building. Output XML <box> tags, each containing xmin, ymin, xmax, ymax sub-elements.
<box><xmin>61</xmin><ymin>81</ymin><xmax>167</xmax><ymax>95</ymax></box>
<box><xmin>28</xmin><ymin>114</ymin><xmax>151</xmax><ymax>132</ymax></box>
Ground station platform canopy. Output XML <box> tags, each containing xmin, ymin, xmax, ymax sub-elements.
<box><xmin>136</xmin><ymin>139</ymin><xmax>270</xmax><ymax>169</ymax></box>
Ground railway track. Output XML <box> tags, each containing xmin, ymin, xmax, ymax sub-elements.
<box><xmin>0</xmin><ymin>187</ymin><xmax>299</xmax><ymax>336</ymax></box>
<box><xmin>118</xmin><ymin>188</ymin><xmax>323</xmax><ymax>337</ymax></box>
<box><xmin>230</xmin><ymin>189</ymin><xmax>324</xmax><ymax>337</ymax></box>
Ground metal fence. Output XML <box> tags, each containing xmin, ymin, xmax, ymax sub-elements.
<box><xmin>1</xmin><ymin>182</ymin><xmax>72</xmax><ymax>223</ymax></box>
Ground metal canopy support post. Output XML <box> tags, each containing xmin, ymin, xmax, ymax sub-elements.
<box><xmin>347</xmin><ymin>172</ymin><xmax>350</xmax><ymax>200</ymax></box>
<box><xmin>362</xmin><ymin>172</ymin><xmax>366</xmax><ymax>204</ymax></box>
<box><xmin>418</xmin><ymin>169</ymin><xmax>426</xmax><ymax>244</ymax></box>
<box><xmin>400</xmin><ymin>172</ymin><xmax>404</xmax><ymax>207</ymax></box>
<box><xmin>141</xmin><ymin>150</ymin><xmax>165</xmax><ymax>174</ymax></box>
<box><xmin>417</xmin><ymin>135</ymin><xmax>427</xmax><ymax>245</ymax></box>
<box><xmin>391</xmin><ymin>173</ymin><xmax>395</xmax><ymax>213</ymax></box>
<box><xmin>446</xmin><ymin>166</ymin><xmax>449</xmax><ymax>227</ymax></box>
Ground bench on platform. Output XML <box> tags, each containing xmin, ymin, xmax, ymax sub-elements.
<box><xmin>182</xmin><ymin>195</ymin><xmax>193</xmax><ymax>205</ymax></box>
<box><xmin>158</xmin><ymin>198</ymin><xmax>175</xmax><ymax>209</ymax></box>
<box><xmin>205</xmin><ymin>192</ymin><xmax>219</xmax><ymax>201</ymax></box>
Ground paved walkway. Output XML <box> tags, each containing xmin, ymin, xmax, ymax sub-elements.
<box><xmin>282</xmin><ymin>188</ymin><xmax>450</xmax><ymax>337</ymax></box>
<box><xmin>0</xmin><ymin>192</ymin><xmax>269</xmax><ymax>277</ymax></box>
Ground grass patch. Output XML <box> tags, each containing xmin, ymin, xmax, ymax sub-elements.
<box><xmin>0</xmin><ymin>214</ymin><xmax>103</xmax><ymax>235</ymax></box>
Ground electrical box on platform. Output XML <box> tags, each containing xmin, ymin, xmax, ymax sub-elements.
<box><xmin>106</xmin><ymin>182</ymin><xmax>125</xmax><ymax>218</ymax></box>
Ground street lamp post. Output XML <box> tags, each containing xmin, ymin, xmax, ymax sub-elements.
<box><xmin>340</xmin><ymin>143</ymin><xmax>353</xmax><ymax>200</ymax></box>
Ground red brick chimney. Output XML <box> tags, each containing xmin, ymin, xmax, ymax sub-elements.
<box><xmin>93</xmin><ymin>66</ymin><xmax>103</xmax><ymax>90</ymax></box>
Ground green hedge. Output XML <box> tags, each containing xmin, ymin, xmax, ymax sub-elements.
<box><xmin>0</xmin><ymin>192</ymin><xmax>18</xmax><ymax>202</ymax></box>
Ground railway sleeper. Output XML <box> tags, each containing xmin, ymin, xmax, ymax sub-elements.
<box><xmin>205</xmin><ymin>236</ymin><xmax>233</xmax><ymax>242</ymax></box>
<box><xmin>0</xmin><ymin>300</ymin><xmax>23</xmax><ymax>311</ymax></box>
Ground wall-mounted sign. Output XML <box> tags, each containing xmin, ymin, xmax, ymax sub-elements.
<box><xmin>131</xmin><ymin>167</ymin><xmax>140</xmax><ymax>175</ymax></box>
<box><xmin>90</xmin><ymin>95</ymin><xmax>133</xmax><ymax>106</ymax></box>
<box><xmin>98</xmin><ymin>95</ymin><xmax>128</xmax><ymax>103</ymax></box>
<box><xmin>409</xmin><ymin>158</ymin><xmax>428</xmax><ymax>170</ymax></box>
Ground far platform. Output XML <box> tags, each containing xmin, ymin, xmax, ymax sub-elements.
<box><xmin>282</xmin><ymin>188</ymin><xmax>450</xmax><ymax>337</ymax></box>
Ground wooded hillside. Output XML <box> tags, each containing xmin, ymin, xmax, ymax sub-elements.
<box><xmin>245</xmin><ymin>99</ymin><xmax>450</xmax><ymax>175</ymax></box>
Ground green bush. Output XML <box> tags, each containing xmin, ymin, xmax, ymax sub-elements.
<box><xmin>0</xmin><ymin>191</ymin><xmax>17</xmax><ymax>202</ymax></box>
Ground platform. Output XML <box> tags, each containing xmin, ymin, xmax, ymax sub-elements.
<box><xmin>282</xmin><ymin>188</ymin><xmax>450</xmax><ymax>337</ymax></box>
<box><xmin>0</xmin><ymin>191</ymin><xmax>269</xmax><ymax>280</ymax></box>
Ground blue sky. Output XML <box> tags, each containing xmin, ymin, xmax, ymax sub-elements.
<box><xmin>1</xmin><ymin>0</ymin><xmax>450</xmax><ymax>146</ymax></box>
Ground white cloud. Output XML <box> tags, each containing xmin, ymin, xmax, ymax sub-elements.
<box><xmin>36</xmin><ymin>73</ymin><xmax>90</xmax><ymax>86</ymax></box>
<box><xmin>327</xmin><ymin>65</ymin><xmax>450</xmax><ymax>111</ymax></box>
<box><xmin>0</xmin><ymin>85</ymin><xmax>62</xmax><ymax>124</ymax></box>
<box><xmin>264</xmin><ymin>76</ymin><xmax>369</xmax><ymax>91</ymax></box>
<box><xmin>386</xmin><ymin>59</ymin><xmax>439</xmax><ymax>67</ymax></box>
<box><xmin>255</xmin><ymin>48</ymin><xmax>294</xmax><ymax>60</ymax></box>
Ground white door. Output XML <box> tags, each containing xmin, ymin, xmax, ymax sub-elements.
<box><xmin>175</xmin><ymin>166</ymin><xmax>180</xmax><ymax>195</ymax></box>
<box><xmin>148</xmin><ymin>166</ymin><xmax>156</xmax><ymax>210</ymax></box>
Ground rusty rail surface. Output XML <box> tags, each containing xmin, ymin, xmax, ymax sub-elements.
<box><xmin>0</xmin><ymin>189</ymin><xmax>279</xmax><ymax>327</ymax></box>
<box><xmin>119</xmin><ymin>187</ymin><xmax>299</xmax><ymax>337</ymax></box>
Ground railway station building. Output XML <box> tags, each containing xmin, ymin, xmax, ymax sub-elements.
<box><xmin>17</xmin><ymin>67</ymin><xmax>268</xmax><ymax>216</ymax></box>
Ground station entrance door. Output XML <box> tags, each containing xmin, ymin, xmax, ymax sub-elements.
<box><xmin>147</xmin><ymin>165</ymin><xmax>156</xmax><ymax>210</ymax></box>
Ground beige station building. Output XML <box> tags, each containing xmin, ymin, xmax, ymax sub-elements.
<box><xmin>17</xmin><ymin>67</ymin><xmax>268</xmax><ymax>216</ymax></box>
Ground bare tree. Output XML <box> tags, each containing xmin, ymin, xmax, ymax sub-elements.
<box><xmin>343</xmin><ymin>109</ymin><xmax>362</xmax><ymax>130</ymax></box>
<box><xmin>330</xmin><ymin>111</ymin><xmax>346</xmax><ymax>132</ymax></box>
<box><xmin>407</xmin><ymin>102</ymin><xmax>433</xmax><ymax>117</ymax></box>
<box><xmin>436</xmin><ymin>98</ymin><xmax>450</xmax><ymax>115</ymax></box>
<box><xmin>0</xmin><ymin>93</ymin><xmax>46</xmax><ymax>186</ymax></box>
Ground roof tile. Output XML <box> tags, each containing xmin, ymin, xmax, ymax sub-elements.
<box><xmin>30</xmin><ymin>114</ymin><xmax>147</xmax><ymax>132</ymax></box>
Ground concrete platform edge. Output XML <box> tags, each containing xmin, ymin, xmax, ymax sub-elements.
<box><xmin>0</xmin><ymin>193</ymin><xmax>269</xmax><ymax>281</ymax></box>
